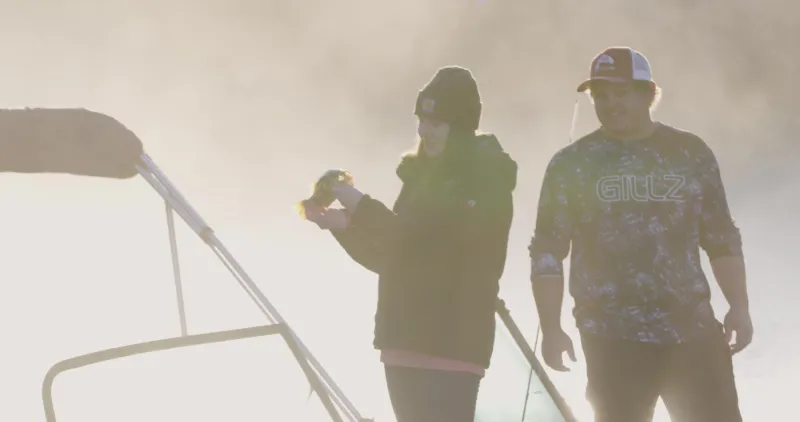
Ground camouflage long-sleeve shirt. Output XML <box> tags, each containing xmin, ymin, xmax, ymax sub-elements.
<box><xmin>529</xmin><ymin>123</ymin><xmax>743</xmax><ymax>343</ymax></box>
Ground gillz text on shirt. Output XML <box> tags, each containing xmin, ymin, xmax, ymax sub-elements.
<box><xmin>596</xmin><ymin>174</ymin><xmax>686</xmax><ymax>203</ymax></box>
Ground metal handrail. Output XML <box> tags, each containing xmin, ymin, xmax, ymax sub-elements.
<box><xmin>496</xmin><ymin>298</ymin><xmax>578</xmax><ymax>422</ymax></box>
<box><xmin>42</xmin><ymin>324</ymin><xmax>343</xmax><ymax>422</ymax></box>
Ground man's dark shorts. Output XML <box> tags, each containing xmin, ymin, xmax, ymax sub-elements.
<box><xmin>581</xmin><ymin>328</ymin><xmax>742</xmax><ymax>422</ymax></box>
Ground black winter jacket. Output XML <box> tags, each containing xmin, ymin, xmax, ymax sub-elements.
<box><xmin>332</xmin><ymin>133</ymin><xmax>517</xmax><ymax>368</ymax></box>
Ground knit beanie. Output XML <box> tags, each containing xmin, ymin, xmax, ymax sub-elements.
<box><xmin>414</xmin><ymin>66</ymin><xmax>482</xmax><ymax>132</ymax></box>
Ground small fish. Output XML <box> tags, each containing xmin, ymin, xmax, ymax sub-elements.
<box><xmin>296</xmin><ymin>169</ymin><xmax>354</xmax><ymax>219</ymax></box>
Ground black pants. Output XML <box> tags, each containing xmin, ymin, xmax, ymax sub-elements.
<box><xmin>581</xmin><ymin>329</ymin><xmax>742</xmax><ymax>422</ymax></box>
<box><xmin>384</xmin><ymin>366</ymin><xmax>482</xmax><ymax>422</ymax></box>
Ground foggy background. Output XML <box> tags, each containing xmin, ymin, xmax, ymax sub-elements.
<box><xmin>0</xmin><ymin>1</ymin><xmax>797</xmax><ymax>421</ymax></box>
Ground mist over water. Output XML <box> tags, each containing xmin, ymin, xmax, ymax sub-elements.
<box><xmin>0</xmin><ymin>2</ymin><xmax>797</xmax><ymax>421</ymax></box>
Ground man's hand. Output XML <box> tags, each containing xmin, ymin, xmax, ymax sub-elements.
<box><xmin>541</xmin><ymin>328</ymin><xmax>577</xmax><ymax>372</ymax></box>
<box><xmin>709</xmin><ymin>256</ymin><xmax>751</xmax><ymax>355</ymax></box>
<box><xmin>724</xmin><ymin>307</ymin><xmax>753</xmax><ymax>355</ymax></box>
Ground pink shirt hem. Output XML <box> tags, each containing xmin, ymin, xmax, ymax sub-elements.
<box><xmin>380</xmin><ymin>349</ymin><xmax>486</xmax><ymax>377</ymax></box>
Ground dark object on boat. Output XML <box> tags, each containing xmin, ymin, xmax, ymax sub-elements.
<box><xmin>0</xmin><ymin>108</ymin><xmax>143</xmax><ymax>179</ymax></box>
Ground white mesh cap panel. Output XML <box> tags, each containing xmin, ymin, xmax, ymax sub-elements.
<box><xmin>631</xmin><ymin>50</ymin><xmax>653</xmax><ymax>82</ymax></box>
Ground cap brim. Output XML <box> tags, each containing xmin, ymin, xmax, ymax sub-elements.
<box><xmin>576</xmin><ymin>76</ymin><xmax>631</xmax><ymax>92</ymax></box>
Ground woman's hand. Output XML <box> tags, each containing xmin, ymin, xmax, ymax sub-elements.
<box><xmin>332</xmin><ymin>182</ymin><xmax>366</xmax><ymax>211</ymax></box>
<box><xmin>303</xmin><ymin>202</ymin><xmax>351</xmax><ymax>231</ymax></box>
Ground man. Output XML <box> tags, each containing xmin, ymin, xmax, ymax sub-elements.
<box><xmin>529</xmin><ymin>46</ymin><xmax>753</xmax><ymax>422</ymax></box>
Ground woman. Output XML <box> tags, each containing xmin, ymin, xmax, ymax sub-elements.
<box><xmin>304</xmin><ymin>66</ymin><xmax>517</xmax><ymax>422</ymax></box>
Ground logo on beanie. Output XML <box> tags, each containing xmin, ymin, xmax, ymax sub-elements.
<box><xmin>421</xmin><ymin>98</ymin><xmax>436</xmax><ymax>113</ymax></box>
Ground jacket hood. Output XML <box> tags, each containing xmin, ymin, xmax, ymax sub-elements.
<box><xmin>396</xmin><ymin>133</ymin><xmax>517</xmax><ymax>192</ymax></box>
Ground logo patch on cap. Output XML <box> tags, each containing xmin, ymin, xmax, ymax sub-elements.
<box><xmin>595</xmin><ymin>54</ymin><xmax>615</xmax><ymax>72</ymax></box>
<box><xmin>421</xmin><ymin>98</ymin><xmax>435</xmax><ymax>113</ymax></box>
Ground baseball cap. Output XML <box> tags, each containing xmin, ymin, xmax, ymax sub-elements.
<box><xmin>576</xmin><ymin>46</ymin><xmax>654</xmax><ymax>92</ymax></box>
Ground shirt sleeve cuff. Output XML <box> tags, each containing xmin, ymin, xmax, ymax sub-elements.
<box><xmin>705</xmin><ymin>244</ymin><xmax>744</xmax><ymax>260</ymax></box>
<box><xmin>349</xmin><ymin>194</ymin><xmax>377</xmax><ymax>227</ymax></box>
<box><xmin>531</xmin><ymin>253</ymin><xmax>564</xmax><ymax>278</ymax></box>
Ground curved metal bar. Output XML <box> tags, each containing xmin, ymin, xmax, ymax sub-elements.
<box><xmin>42</xmin><ymin>324</ymin><xmax>343</xmax><ymax>422</ymax></box>
<box><xmin>496</xmin><ymin>298</ymin><xmax>578</xmax><ymax>422</ymax></box>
